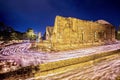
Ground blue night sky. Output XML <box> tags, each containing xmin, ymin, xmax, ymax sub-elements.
<box><xmin>0</xmin><ymin>0</ymin><xmax>120</xmax><ymax>34</ymax></box>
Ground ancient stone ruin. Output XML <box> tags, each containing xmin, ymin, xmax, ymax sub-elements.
<box><xmin>44</xmin><ymin>16</ymin><xmax>115</xmax><ymax>51</ymax></box>
<box><xmin>46</xmin><ymin>26</ymin><xmax>53</xmax><ymax>40</ymax></box>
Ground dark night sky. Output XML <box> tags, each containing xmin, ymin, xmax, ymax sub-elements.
<box><xmin>0</xmin><ymin>0</ymin><xmax>120</xmax><ymax>34</ymax></box>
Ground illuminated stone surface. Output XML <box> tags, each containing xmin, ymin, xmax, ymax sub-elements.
<box><xmin>46</xmin><ymin>26</ymin><xmax>53</xmax><ymax>40</ymax></box>
<box><xmin>45</xmin><ymin>16</ymin><xmax>115</xmax><ymax>50</ymax></box>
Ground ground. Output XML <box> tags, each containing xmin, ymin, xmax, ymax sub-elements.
<box><xmin>0</xmin><ymin>41</ymin><xmax>120</xmax><ymax>80</ymax></box>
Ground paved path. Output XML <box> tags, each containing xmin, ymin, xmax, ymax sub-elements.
<box><xmin>0</xmin><ymin>42</ymin><xmax>120</xmax><ymax>67</ymax></box>
<box><xmin>0</xmin><ymin>42</ymin><xmax>120</xmax><ymax>80</ymax></box>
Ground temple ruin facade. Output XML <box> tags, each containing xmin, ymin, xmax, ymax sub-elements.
<box><xmin>45</xmin><ymin>16</ymin><xmax>115</xmax><ymax>50</ymax></box>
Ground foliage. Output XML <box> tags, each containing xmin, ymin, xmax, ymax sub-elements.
<box><xmin>0</xmin><ymin>22</ymin><xmax>37</xmax><ymax>41</ymax></box>
<box><xmin>117</xmin><ymin>31</ymin><xmax>120</xmax><ymax>40</ymax></box>
<box><xmin>10</xmin><ymin>32</ymin><xmax>18</xmax><ymax>40</ymax></box>
<box><xmin>25</xmin><ymin>28</ymin><xmax>36</xmax><ymax>40</ymax></box>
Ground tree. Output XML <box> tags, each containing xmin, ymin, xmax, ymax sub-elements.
<box><xmin>0</xmin><ymin>36</ymin><xmax>3</xmax><ymax>40</ymax></box>
<box><xmin>117</xmin><ymin>25</ymin><xmax>120</xmax><ymax>40</ymax></box>
<box><xmin>0</xmin><ymin>22</ymin><xmax>16</xmax><ymax>41</ymax></box>
<box><xmin>10</xmin><ymin>32</ymin><xmax>18</xmax><ymax>40</ymax></box>
<box><xmin>25</xmin><ymin>28</ymin><xmax>36</xmax><ymax>40</ymax></box>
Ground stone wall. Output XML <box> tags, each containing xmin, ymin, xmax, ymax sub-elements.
<box><xmin>46</xmin><ymin>26</ymin><xmax>53</xmax><ymax>40</ymax></box>
<box><xmin>46</xmin><ymin>16</ymin><xmax>115</xmax><ymax>50</ymax></box>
